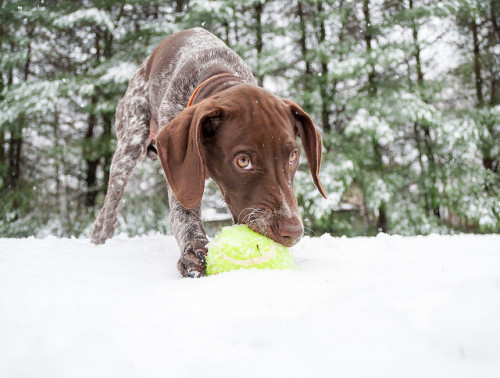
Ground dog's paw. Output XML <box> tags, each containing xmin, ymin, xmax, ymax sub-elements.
<box><xmin>178</xmin><ymin>241</ymin><xmax>208</xmax><ymax>278</ymax></box>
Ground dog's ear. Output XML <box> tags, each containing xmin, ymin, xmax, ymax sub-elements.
<box><xmin>155</xmin><ymin>101</ymin><xmax>223</xmax><ymax>209</ymax></box>
<box><xmin>283</xmin><ymin>99</ymin><xmax>327</xmax><ymax>199</ymax></box>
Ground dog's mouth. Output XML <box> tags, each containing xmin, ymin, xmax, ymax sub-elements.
<box><xmin>236</xmin><ymin>208</ymin><xmax>303</xmax><ymax>247</ymax></box>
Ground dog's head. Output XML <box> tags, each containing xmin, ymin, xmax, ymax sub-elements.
<box><xmin>155</xmin><ymin>85</ymin><xmax>327</xmax><ymax>247</ymax></box>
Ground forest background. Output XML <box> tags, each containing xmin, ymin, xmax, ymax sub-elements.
<box><xmin>1</xmin><ymin>0</ymin><xmax>499</xmax><ymax>238</ymax></box>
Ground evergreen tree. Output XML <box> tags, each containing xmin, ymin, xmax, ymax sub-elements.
<box><xmin>1</xmin><ymin>0</ymin><xmax>498</xmax><ymax>237</ymax></box>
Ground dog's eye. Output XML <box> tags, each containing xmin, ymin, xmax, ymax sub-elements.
<box><xmin>235</xmin><ymin>155</ymin><xmax>253</xmax><ymax>170</ymax></box>
<box><xmin>289</xmin><ymin>150</ymin><xmax>299</xmax><ymax>165</ymax></box>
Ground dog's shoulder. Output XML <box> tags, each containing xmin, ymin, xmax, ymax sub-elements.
<box><xmin>146</xmin><ymin>28</ymin><xmax>255</xmax><ymax>124</ymax></box>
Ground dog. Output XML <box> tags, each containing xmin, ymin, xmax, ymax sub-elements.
<box><xmin>91</xmin><ymin>28</ymin><xmax>327</xmax><ymax>277</ymax></box>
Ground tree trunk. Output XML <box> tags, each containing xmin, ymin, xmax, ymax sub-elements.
<box><xmin>84</xmin><ymin>95</ymin><xmax>99</xmax><ymax>207</ymax></box>
<box><xmin>223</xmin><ymin>20</ymin><xmax>230</xmax><ymax>46</ymax></box>
<box><xmin>409</xmin><ymin>0</ymin><xmax>440</xmax><ymax>219</ymax></box>
<box><xmin>174</xmin><ymin>0</ymin><xmax>189</xmax><ymax>22</ymax></box>
<box><xmin>490</xmin><ymin>74</ymin><xmax>498</xmax><ymax>106</ymax></box>
<box><xmin>102</xmin><ymin>113</ymin><xmax>113</xmax><ymax>195</ymax></box>
<box><xmin>233</xmin><ymin>4</ymin><xmax>240</xmax><ymax>44</ymax></box>
<box><xmin>0</xmin><ymin>132</ymin><xmax>4</xmax><ymax>171</ymax></box>
<box><xmin>490</xmin><ymin>0</ymin><xmax>500</xmax><ymax>42</ymax></box>
<box><xmin>471</xmin><ymin>20</ymin><xmax>484</xmax><ymax>106</ymax></box>
<box><xmin>317</xmin><ymin>1</ymin><xmax>331</xmax><ymax>132</ymax></box>
<box><xmin>53</xmin><ymin>104</ymin><xmax>62</xmax><ymax>214</ymax></box>
<box><xmin>363</xmin><ymin>0</ymin><xmax>376</xmax><ymax>95</ymax></box>
<box><xmin>372</xmin><ymin>137</ymin><xmax>388</xmax><ymax>232</ymax></box>
<box><xmin>254</xmin><ymin>2</ymin><xmax>264</xmax><ymax>87</ymax></box>
<box><xmin>8</xmin><ymin>33</ymin><xmax>31</xmax><ymax>195</ymax></box>
<box><xmin>411</xmin><ymin>8</ymin><xmax>424</xmax><ymax>91</ymax></box>
<box><xmin>364</xmin><ymin>0</ymin><xmax>386</xmax><ymax>230</ymax></box>
<box><xmin>297</xmin><ymin>1</ymin><xmax>311</xmax><ymax>76</ymax></box>
<box><xmin>423</xmin><ymin>126</ymin><xmax>440</xmax><ymax>218</ymax></box>
<box><xmin>175</xmin><ymin>0</ymin><xmax>188</xmax><ymax>14</ymax></box>
<box><xmin>377</xmin><ymin>202</ymin><xmax>388</xmax><ymax>233</ymax></box>
<box><xmin>102</xmin><ymin>29</ymin><xmax>115</xmax><ymax>197</ymax></box>
<box><xmin>8</xmin><ymin>129</ymin><xmax>22</xmax><ymax>191</ymax></box>
<box><xmin>297</xmin><ymin>0</ymin><xmax>313</xmax><ymax>112</ymax></box>
<box><xmin>0</xmin><ymin>19</ymin><xmax>4</xmax><ymax>168</ymax></box>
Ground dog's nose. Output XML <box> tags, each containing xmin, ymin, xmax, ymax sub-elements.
<box><xmin>277</xmin><ymin>217</ymin><xmax>303</xmax><ymax>246</ymax></box>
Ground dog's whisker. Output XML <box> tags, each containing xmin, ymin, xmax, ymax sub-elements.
<box><xmin>303</xmin><ymin>226</ymin><xmax>317</xmax><ymax>237</ymax></box>
<box><xmin>238</xmin><ymin>207</ymin><xmax>264</xmax><ymax>225</ymax></box>
<box><xmin>237</xmin><ymin>207</ymin><xmax>255</xmax><ymax>224</ymax></box>
<box><xmin>242</xmin><ymin>210</ymin><xmax>259</xmax><ymax>225</ymax></box>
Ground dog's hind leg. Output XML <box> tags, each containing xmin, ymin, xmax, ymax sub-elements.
<box><xmin>91</xmin><ymin>67</ymin><xmax>150</xmax><ymax>245</ymax></box>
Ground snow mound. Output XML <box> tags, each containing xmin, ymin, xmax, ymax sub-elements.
<box><xmin>1</xmin><ymin>234</ymin><xmax>499</xmax><ymax>378</ymax></box>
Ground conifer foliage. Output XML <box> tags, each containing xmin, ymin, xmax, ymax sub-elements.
<box><xmin>1</xmin><ymin>0</ymin><xmax>498</xmax><ymax>237</ymax></box>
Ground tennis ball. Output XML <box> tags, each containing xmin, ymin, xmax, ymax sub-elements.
<box><xmin>206</xmin><ymin>224</ymin><xmax>294</xmax><ymax>275</ymax></box>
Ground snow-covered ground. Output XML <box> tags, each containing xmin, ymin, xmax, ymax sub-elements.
<box><xmin>1</xmin><ymin>233</ymin><xmax>499</xmax><ymax>378</ymax></box>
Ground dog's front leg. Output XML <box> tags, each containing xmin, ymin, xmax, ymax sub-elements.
<box><xmin>167</xmin><ymin>185</ymin><xmax>208</xmax><ymax>278</ymax></box>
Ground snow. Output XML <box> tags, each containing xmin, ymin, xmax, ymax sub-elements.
<box><xmin>99</xmin><ymin>62</ymin><xmax>138</xmax><ymax>85</ymax></box>
<box><xmin>53</xmin><ymin>8</ymin><xmax>116</xmax><ymax>34</ymax></box>
<box><xmin>345</xmin><ymin>108</ymin><xmax>395</xmax><ymax>146</ymax></box>
<box><xmin>1</xmin><ymin>233</ymin><xmax>499</xmax><ymax>378</ymax></box>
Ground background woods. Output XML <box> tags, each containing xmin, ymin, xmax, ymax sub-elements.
<box><xmin>0</xmin><ymin>0</ymin><xmax>499</xmax><ymax>238</ymax></box>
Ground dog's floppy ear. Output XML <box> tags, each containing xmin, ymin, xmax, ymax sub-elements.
<box><xmin>283</xmin><ymin>99</ymin><xmax>327</xmax><ymax>199</ymax></box>
<box><xmin>155</xmin><ymin>101</ymin><xmax>222</xmax><ymax>209</ymax></box>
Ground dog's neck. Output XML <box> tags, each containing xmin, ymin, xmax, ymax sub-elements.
<box><xmin>189</xmin><ymin>69</ymin><xmax>250</xmax><ymax>106</ymax></box>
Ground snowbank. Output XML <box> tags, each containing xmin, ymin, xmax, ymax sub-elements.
<box><xmin>1</xmin><ymin>234</ymin><xmax>499</xmax><ymax>378</ymax></box>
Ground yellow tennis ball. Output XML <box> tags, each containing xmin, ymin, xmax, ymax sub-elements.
<box><xmin>206</xmin><ymin>225</ymin><xmax>294</xmax><ymax>275</ymax></box>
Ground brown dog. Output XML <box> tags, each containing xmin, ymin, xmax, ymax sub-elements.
<box><xmin>91</xmin><ymin>28</ymin><xmax>326</xmax><ymax>277</ymax></box>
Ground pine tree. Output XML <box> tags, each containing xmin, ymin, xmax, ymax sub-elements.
<box><xmin>1</xmin><ymin>0</ymin><xmax>498</xmax><ymax>237</ymax></box>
